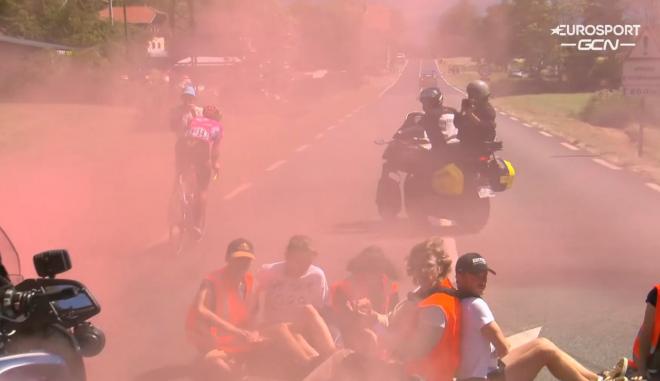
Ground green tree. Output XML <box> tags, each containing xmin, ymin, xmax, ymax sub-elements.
<box><xmin>434</xmin><ymin>0</ymin><xmax>480</xmax><ymax>56</ymax></box>
<box><xmin>509</xmin><ymin>0</ymin><xmax>559</xmax><ymax>76</ymax></box>
<box><xmin>0</xmin><ymin>0</ymin><xmax>112</xmax><ymax>46</ymax></box>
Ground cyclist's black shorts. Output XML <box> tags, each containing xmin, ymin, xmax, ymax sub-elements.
<box><xmin>175</xmin><ymin>138</ymin><xmax>212</xmax><ymax>190</ymax></box>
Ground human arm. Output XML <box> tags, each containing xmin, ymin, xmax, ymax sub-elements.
<box><xmin>481</xmin><ymin>321</ymin><xmax>511</xmax><ymax>358</ymax></box>
<box><xmin>195</xmin><ymin>282</ymin><xmax>259</xmax><ymax>341</ymax></box>
<box><xmin>636</xmin><ymin>302</ymin><xmax>656</xmax><ymax>377</ymax></box>
<box><xmin>391</xmin><ymin>305</ymin><xmax>445</xmax><ymax>360</ymax></box>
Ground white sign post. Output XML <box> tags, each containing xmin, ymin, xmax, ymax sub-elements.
<box><xmin>622</xmin><ymin>28</ymin><xmax>660</xmax><ymax>156</ymax></box>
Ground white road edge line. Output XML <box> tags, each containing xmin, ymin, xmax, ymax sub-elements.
<box><xmin>379</xmin><ymin>59</ymin><xmax>409</xmax><ymax>98</ymax></box>
<box><xmin>224</xmin><ymin>183</ymin><xmax>253</xmax><ymax>200</ymax></box>
<box><xmin>560</xmin><ymin>142</ymin><xmax>579</xmax><ymax>151</ymax></box>
<box><xmin>523</xmin><ymin>123</ymin><xmax>532</xmax><ymax>128</ymax></box>
<box><xmin>434</xmin><ymin>59</ymin><xmax>467</xmax><ymax>95</ymax></box>
<box><xmin>315</xmin><ymin>133</ymin><xmax>324</xmax><ymax>140</ymax></box>
<box><xmin>295</xmin><ymin>144</ymin><xmax>310</xmax><ymax>153</ymax></box>
<box><xmin>592</xmin><ymin>158</ymin><xmax>622</xmax><ymax>170</ymax></box>
<box><xmin>539</xmin><ymin>131</ymin><xmax>553</xmax><ymax>137</ymax></box>
<box><xmin>265</xmin><ymin>160</ymin><xmax>287</xmax><ymax>172</ymax></box>
<box><xmin>510</xmin><ymin>117</ymin><xmax>519</xmax><ymax>122</ymax></box>
<box><xmin>327</xmin><ymin>125</ymin><xmax>337</xmax><ymax>131</ymax></box>
<box><xmin>645</xmin><ymin>182</ymin><xmax>660</xmax><ymax>193</ymax></box>
<box><xmin>346</xmin><ymin>112</ymin><xmax>354</xmax><ymax>118</ymax></box>
<box><xmin>499</xmin><ymin>112</ymin><xmax>508</xmax><ymax>116</ymax></box>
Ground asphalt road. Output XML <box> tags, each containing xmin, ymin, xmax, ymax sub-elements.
<box><xmin>30</xmin><ymin>59</ymin><xmax>657</xmax><ymax>380</ymax></box>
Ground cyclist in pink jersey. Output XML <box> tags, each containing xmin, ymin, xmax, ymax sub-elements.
<box><xmin>176</xmin><ymin>105</ymin><xmax>223</xmax><ymax>236</ymax></box>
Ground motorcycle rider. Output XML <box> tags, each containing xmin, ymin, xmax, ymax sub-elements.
<box><xmin>176</xmin><ymin>105</ymin><xmax>223</xmax><ymax>237</ymax></box>
<box><xmin>454</xmin><ymin>80</ymin><xmax>497</xmax><ymax>149</ymax></box>
<box><xmin>414</xmin><ymin>87</ymin><xmax>458</xmax><ymax>154</ymax></box>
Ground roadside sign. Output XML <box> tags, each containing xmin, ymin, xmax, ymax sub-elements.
<box><xmin>623</xmin><ymin>28</ymin><xmax>660</xmax><ymax>97</ymax></box>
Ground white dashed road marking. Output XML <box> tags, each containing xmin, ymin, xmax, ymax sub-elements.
<box><xmin>224</xmin><ymin>183</ymin><xmax>253</xmax><ymax>200</ymax></box>
<box><xmin>327</xmin><ymin>125</ymin><xmax>337</xmax><ymax>131</ymax></box>
<box><xmin>499</xmin><ymin>112</ymin><xmax>508</xmax><ymax>116</ymax></box>
<box><xmin>510</xmin><ymin>117</ymin><xmax>519</xmax><ymax>122</ymax></box>
<box><xmin>315</xmin><ymin>133</ymin><xmax>324</xmax><ymax>140</ymax></box>
<box><xmin>646</xmin><ymin>182</ymin><xmax>660</xmax><ymax>193</ymax></box>
<box><xmin>523</xmin><ymin>123</ymin><xmax>532</xmax><ymax>128</ymax></box>
<box><xmin>265</xmin><ymin>160</ymin><xmax>286</xmax><ymax>172</ymax></box>
<box><xmin>592</xmin><ymin>158</ymin><xmax>621</xmax><ymax>170</ymax></box>
<box><xmin>539</xmin><ymin>131</ymin><xmax>553</xmax><ymax>137</ymax></box>
<box><xmin>295</xmin><ymin>144</ymin><xmax>310</xmax><ymax>153</ymax></box>
<box><xmin>560</xmin><ymin>142</ymin><xmax>580</xmax><ymax>151</ymax></box>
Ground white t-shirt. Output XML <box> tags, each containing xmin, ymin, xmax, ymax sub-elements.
<box><xmin>457</xmin><ymin>297</ymin><xmax>498</xmax><ymax>379</ymax></box>
<box><xmin>257</xmin><ymin>261</ymin><xmax>328</xmax><ymax>324</ymax></box>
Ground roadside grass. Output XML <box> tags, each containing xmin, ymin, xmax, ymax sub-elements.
<box><xmin>438</xmin><ymin>62</ymin><xmax>660</xmax><ymax>183</ymax></box>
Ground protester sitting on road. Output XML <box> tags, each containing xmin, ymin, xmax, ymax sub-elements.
<box><xmin>386</xmin><ymin>237</ymin><xmax>461</xmax><ymax>381</ymax></box>
<box><xmin>630</xmin><ymin>283</ymin><xmax>660</xmax><ymax>380</ymax></box>
<box><xmin>185</xmin><ymin>238</ymin><xmax>265</xmax><ymax>379</ymax></box>
<box><xmin>329</xmin><ymin>245</ymin><xmax>399</xmax><ymax>355</ymax></box>
<box><xmin>454</xmin><ymin>252</ymin><xmax>627</xmax><ymax>381</ymax></box>
<box><xmin>255</xmin><ymin>235</ymin><xmax>337</xmax><ymax>370</ymax></box>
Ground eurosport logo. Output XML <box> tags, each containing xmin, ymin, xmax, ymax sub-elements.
<box><xmin>551</xmin><ymin>24</ymin><xmax>640</xmax><ymax>51</ymax></box>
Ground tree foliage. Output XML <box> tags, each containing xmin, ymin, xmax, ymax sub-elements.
<box><xmin>0</xmin><ymin>0</ymin><xmax>112</xmax><ymax>46</ymax></box>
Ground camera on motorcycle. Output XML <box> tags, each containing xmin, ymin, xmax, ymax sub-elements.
<box><xmin>33</xmin><ymin>250</ymin><xmax>72</xmax><ymax>278</ymax></box>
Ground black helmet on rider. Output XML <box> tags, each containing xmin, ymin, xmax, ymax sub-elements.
<box><xmin>203</xmin><ymin>105</ymin><xmax>221</xmax><ymax>121</ymax></box>
<box><xmin>466</xmin><ymin>80</ymin><xmax>490</xmax><ymax>102</ymax></box>
<box><xmin>419</xmin><ymin>87</ymin><xmax>443</xmax><ymax>113</ymax></box>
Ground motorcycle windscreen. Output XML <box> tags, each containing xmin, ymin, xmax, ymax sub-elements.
<box><xmin>431</xmin><ymin>163</ymin><xmax>464</xmax><ymax>196</ymax></box>
<box><xmin>0</xmin><ymin>226</ymin><xmax>23</xmax><ymax>284</ymax></box>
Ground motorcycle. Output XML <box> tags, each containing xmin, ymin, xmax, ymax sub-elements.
<box><xmin>0</xmin><ymin>226</ymin><xmax>104</xmax><ymax>381</ymax></box>
<box><xmin>375</xmin><ymin>112</ymin><xmax>515</xmax><ymax>232</ymax></box>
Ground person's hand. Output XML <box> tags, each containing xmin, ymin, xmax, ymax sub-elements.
<box><xmin>238</xmin><ymin>329</ymin><xmax>264</xmax><ymax>344</ymax></box>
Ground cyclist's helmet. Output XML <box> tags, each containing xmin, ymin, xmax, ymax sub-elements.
<box><xmin>182</xmin><ymin>85</ymin><xmax>196</xmax><ymax>98</ymax></box>
<box><xmin>466</xmin><ymin>80</ymin><xmax>490</xmax><ymax>101</ymax></box>
<box><xmin>203</xmin><ymin>105</ymin><xmax>222</xmax><ymax>121</ymax></box>
<box><xmin>419</xmin><ymin>87</ymin><xmax>443</xmax><ymax>108</ymax></box>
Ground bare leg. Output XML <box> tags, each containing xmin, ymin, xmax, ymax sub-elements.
<box><xmin>504</xmin><ymin>338</ymin><xmax>596</xmax><ymax>381</ymax></box>
<box><xmin>291</xmin><ymin>305</ymin><xmax>337</xmax><ymax>357</ymax></box>
<box><xmin>261</xmin><ymin>323</ymin><xmax>316</xmax><ymax>365</ymax></box>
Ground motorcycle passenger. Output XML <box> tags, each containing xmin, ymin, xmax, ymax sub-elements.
<box><xmin>631</xmin><ymin>283</ymin><xmax>660</xmax><ymax>380</ymax></box>
<box><xmin>454</xmin><ymin>252</ymin><xmax>626</xmax><ymax>381</ymax></box>
<box><xmin>175</xmin><ymin>105</ymin><xmax>223</xmax><ymax>237</ymax></box>
<box><xmin>185</xmin><ymin>238</ymin><xmax>265</xmax><ymax>380</ymax></box>
<box><xmin>454</xmin><ymin>80</ymin><xmax>497</xmax><ymax>149</ymax></box>
<box><xmin>170</xmin><ymin>85</ymin><xmax>202</xmax><ymax>135</ymax></box>
<box><xmin>387</xmin><ymin>237</ymin><xmax>461</xmax><ymax>381</ymax></box>
<box><xmin>329</xmin><ymin>246</ymin><xmax>400</xmax><ymax>355</ymax></box>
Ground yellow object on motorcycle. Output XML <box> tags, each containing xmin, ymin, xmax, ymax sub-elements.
<box><xmin>489</xmin><ymin>158</ymin><xmax>516</xmax><ymax>192</ymax></box>
<box><xmin>431</xmin><ymin>163</ymin><xmax>465</xmax><ymax>195</ymax></box>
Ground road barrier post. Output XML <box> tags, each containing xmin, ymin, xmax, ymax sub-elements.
<box><xmin>639</xmin><ymin>96</ymin><xmax>645</xmax><ymax>157</ymax></box>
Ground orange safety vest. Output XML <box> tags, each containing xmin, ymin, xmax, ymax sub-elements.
<box><xmin>186</xmin><ymin>267</ymin><xmax>254</xmax><ymax>353</ymax></box>
<box><xmin>405</xmin><ymin>290</ymin><xmax>462</xmax><ymax>381</ymax></box>
<box><xmin>331</xmin><ymin>275</ymin><xmax>399</xmax><ymax>314</ymax></box>
<box><xmin>632</xmin><ymin>284</ymin><xmax>660</xmax><ymax>368</ymax></box>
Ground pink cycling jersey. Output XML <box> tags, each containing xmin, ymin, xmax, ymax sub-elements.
<box><xmin>185</xmin><ymin>117</ymin><xmax>223</xmax><ymax>143</ymax></box>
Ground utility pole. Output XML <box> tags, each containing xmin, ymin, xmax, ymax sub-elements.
<box><xmin>109</xmin><ymin>0</ymin><xmax>114</xmax><ymax>26</ymax></box>
<box><xmin>123</xmin><ymin>0</ymin><xmax>129</xmax><ymax>43</ymax></box>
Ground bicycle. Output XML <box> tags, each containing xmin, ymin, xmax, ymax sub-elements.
<box><xmin>168</xmin><ymin>165</ymin><xmax>199</xmax><ymax>255</ymax></box>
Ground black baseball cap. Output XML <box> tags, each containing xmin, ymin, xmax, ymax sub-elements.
<box><xmin>225</xmin><ymin>238</ymin><xmax>256</xmax><ymax>261</ymax></box>
<box><xmin>456</xmin><ymin>252</ymin><xmax>496</xmax><ymax>275</ymax></box>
